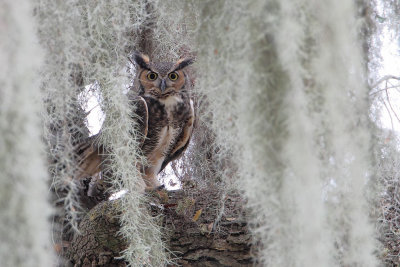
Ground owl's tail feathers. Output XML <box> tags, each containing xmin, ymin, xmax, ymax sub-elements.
<box><xmin>75</xmin><ymin>134</ymin><xmax>104</xmax><ymax>180</ymax></box>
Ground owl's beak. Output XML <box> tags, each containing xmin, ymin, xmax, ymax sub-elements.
<box><xmin>160</xmin><ymin>79</ymin><xmax>166</xmax><ymax>93</ymax></box>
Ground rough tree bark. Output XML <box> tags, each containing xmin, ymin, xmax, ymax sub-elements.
<box><xmin>67</xmin><ymin>189</ymin><xmax>254</xmax><ymax>267</ymax></box>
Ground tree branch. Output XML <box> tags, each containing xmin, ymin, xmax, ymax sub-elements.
<box><xmin>67</xmin><ymin>190</ymin><xmax>255</xmax><ymax>267</ymax></box>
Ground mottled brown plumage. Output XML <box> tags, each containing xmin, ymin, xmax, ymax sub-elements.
<box><xmin>132</xmin><ymin>52</ymin><xmax>195</xmax><ymax>189</ymax></box>
<box><xmin>77</xmin><ymin>52</ymin><xmax>195</xmax><ymax>193</ymax></box>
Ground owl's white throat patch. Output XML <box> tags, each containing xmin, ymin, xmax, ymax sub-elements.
<box><xmin>160</xmin><ymin>95</ymin><xmax>182</xmax><ymax>109</ymax></box>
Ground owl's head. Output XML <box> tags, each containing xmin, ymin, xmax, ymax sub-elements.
<box><xmin>132</xmin><ymin>52</ymin><xmax>194</xmax><ymax>97</ymax></box>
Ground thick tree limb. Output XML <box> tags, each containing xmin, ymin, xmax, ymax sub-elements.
<box><xmin>67</xmin><ymin>190</ymin><xmax>254</xmax><ymax>266</ymax></box>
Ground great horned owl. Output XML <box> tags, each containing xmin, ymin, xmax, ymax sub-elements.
<box><xmin>77</xmin><ymin>52</ymin><xmax>195</xmax><ymax>194</ymax></box>
<box><xmin>131</xmin><ymin>52</ymin><xmax>195</xmax><ymax>190</ymax></box>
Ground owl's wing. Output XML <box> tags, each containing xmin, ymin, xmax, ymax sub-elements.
<box><xmin>159</xmin><ymin>99</ymin><xmax>195</xmax><ymax>173</ymax></box>
<box><xmin>131</xmin><ymin>96</ymin><xmax>149</xmax><ymax>147</ymax></box>
<box><xmin>76</xmin><ymin>134</ymin><xmax>104</xmax><ymax>179</ymax></box>
<box><xmin>76</xmin><ymin>96</ymin><xmax>148</xmax><ymax>180</ymax></box>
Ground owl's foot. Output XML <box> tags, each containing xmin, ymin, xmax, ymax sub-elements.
<box><xmin>145</xmin><ymin>184</ymin><xmax>165</xmax><ymax>192</ymax></box>
<box><xmin>145</xmin><ymin>185</ymin><xmax>169</xmax><ymax>203</ymax></box>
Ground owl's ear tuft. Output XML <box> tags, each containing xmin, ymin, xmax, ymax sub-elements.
<box><xmin>130</xmin><ymin>52</ymin><xmax>151</xmax><ymax>70</ymax></box>
<box><xmin>173</xmin><ymin>57</ymin><xmax>195</xmax><ymax>71</ymax></box>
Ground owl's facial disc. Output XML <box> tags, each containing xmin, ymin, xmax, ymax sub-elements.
<box><xmin>135</xmin><ymin>55</ymin><xmax>193</xmax><ymax>96</ymax></box>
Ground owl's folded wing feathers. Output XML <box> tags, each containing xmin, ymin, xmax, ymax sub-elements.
<box><xmin>76</xmin><ymin>96</ymin><xmax>149</xmax><ymax>179</ymax></box>
<box><xmin>159</xmin><ymin>99</ymin><xmax>195</xmax><ymax>173</ymax></box>
<box><xmin>131</xmin><ymin>96</ymin><xmax>149</xmax><ymax>147</ymax></box>
<box><xmin>76</xmin><ymin>134</ymin><xmax>103</xmax><ymax>179</ymax></box>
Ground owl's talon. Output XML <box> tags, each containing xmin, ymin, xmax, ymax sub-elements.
<box><xmin>144</xmin><ymin>184</ymin><xmax>164</xmax><ymax>193</ymax></box>
<box><xmin>156</xmin><ymin>189</ymin><xmax>169</xmax><ymax>204</ymax></box>
<box><xmin>155</xmin><ymin>185</ymin><xmax>165</xmax><ymax>191</ymax></box>
<box><xmin>144</xmin><ymin>185</ymin><xmax>168</xmax><ymax>203</ymax></box>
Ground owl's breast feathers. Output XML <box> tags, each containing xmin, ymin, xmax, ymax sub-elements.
<box><xmin>141</xmin><ymin>92</ymin><xmax>194</xmax><ymax>173</ymax></box>
<box><xmin>76</xmin><ymin>93</ymin><xmax>194</xmax><ymax>180</ymax></box>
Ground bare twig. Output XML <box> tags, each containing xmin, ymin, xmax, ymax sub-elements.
<box><xmin>371</xmin><ymin>75</ymin><xmax>400</xmax><ymax>89</ymax></box>
<box><xmin>382</xmin><ymin>96</ymin><xmax>395</xmax><ymax>130</ymax></box>
<box><xmin>384</xmin><ymin>80</ymin><xmax>400</xmax><ymax>125</ymax></box>
<box><xmin>370</xmin><ymin>85</ymin><xmax>400</xmax><ymax>96</ymax></box>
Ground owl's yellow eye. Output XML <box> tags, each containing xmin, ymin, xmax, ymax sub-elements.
<box><xmin>147</xmin><ymin>72</ymin><xmax>158</xmax><ymax>81</ymax></box>
<box><xmin>168</xmin><ymin>72</ymin><xmax>179</xmax><ymax>81</ymax></box>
